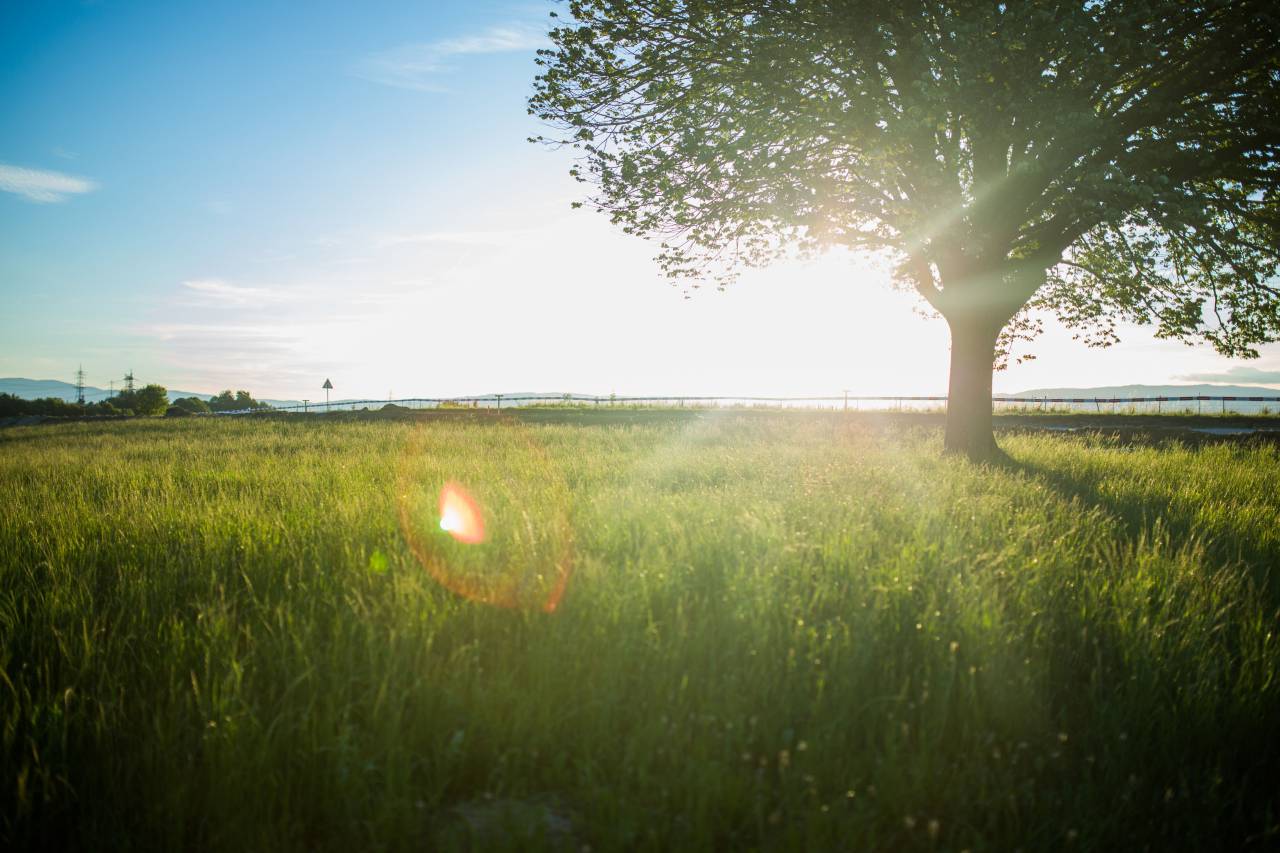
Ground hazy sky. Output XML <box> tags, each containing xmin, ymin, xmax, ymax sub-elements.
<box><xmin>3</xmin><ymin>0</ymin><xmax>1278</xmax><ymax>400</ymax></box>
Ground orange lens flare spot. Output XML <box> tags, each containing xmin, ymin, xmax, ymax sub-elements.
<box><xmin>438</xmin><ymin>482</ymin><xmax>486</xmax><ymax>544</ymax></box>
<box><xmin>397</xmin><ymin>424</ymin><xmax>573</xmax><ymax>614</ymax></box>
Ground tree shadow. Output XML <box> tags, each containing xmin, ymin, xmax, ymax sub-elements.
<box><xmin>995</xmin><ymin>430</ymin><xmax>1280</xmax><ymax>603</ymax></box>
<box><xmin>984</xmin><ymin>434</ymin><xmax>1280</xmax><ymax>846</ymax></box>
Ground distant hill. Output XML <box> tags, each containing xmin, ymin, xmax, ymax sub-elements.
<box><xmin>0</xmin><ymin>378</ymin><xmax>301</xmax><ymax>408</ymax></box>
<box><xmin>1001</xmin><ymin>383</ymin><xmax>1280</xmax><ymax>399</ymax></box>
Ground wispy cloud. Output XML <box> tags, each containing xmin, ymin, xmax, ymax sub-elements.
<box><xmin>0</xmin><ymin>163</ymin><xmax>97</xmax><ymax>203</ymax></box>
<box><xmin>145</xmin><ymin>321</ymin><xmax>301</xmax><ymax>344</ymax></box>
<box><xmin>1178</xmin><ymin>366</ymin><xmax>1280</xmax><ymax>385</ymax></box>
<box><xmin>181</xmin><ymin>278</ymin><xmax>294</xmax><ymax>307</ymax></box>
<box><xmin>140</xmin><ymin>320</ymin><xmax>320</xmax><ymax>391</ymax></box>
<box><xmin>375</xmin><ymin>228</ymin><xmax>544</xmax><ymax>249</ymax></box>
<box><xmin>353</xmin><ymin>24</ymin><xmax>546</xmax><ymax>91</ymax></box>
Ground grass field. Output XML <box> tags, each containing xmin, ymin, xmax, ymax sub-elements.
<box><xmin>2</xmin><ymin>413</ymin><xmax>1278</xmax><ymax>850</ymax></box>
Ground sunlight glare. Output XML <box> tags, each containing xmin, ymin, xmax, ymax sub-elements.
<box><xmin>438</xmin><ymin>482</ymin><xmax>485</xmax><ymax>544</ymax></box>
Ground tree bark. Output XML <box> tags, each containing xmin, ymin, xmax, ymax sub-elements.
<box><xmin>943</xmin><ymin>314</ymin><xmax>1002</xmax><ymax>460</ymax></box>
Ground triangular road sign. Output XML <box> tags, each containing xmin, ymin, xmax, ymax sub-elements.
<box><xmin>322</xmin><ymin>378</ymin><xmax>333</xmax><ymax>390</ymax></box>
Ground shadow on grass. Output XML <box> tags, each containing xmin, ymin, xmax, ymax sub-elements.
<box><xmin>984</xmin><ymin>439</ymin><xmax>1280</xmax><ymax>848</ymax></box>
<box><xmin>998</xmin><ymin>434</ymin><xmax>1279</xmax><ymax>603</ymax></box>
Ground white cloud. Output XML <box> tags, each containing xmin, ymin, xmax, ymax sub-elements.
<box><xmin>181</xmin><ymin>278</ymin><xmax>293</xmax><ymax>306</ymax></box>
<box><xmin>0</xmin><ymin>163</ymin><xmax>97</xmax><ymax>203</ymax></box>
<box><xmin>353</xmin><ymin>24</ymin><xmax>546</xmax><ymax>91</ymax></box>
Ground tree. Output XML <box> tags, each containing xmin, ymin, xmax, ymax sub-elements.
<box><xmin>87</xmin><ymin>400</ymin><xmax>122</xmax><ymax>416</ymax></box>
<box><xmin>107</xmin><ymin>384</ymin><xmax>167</xmax><ymax>416</ymax></box>
<box><xmin>171</xmin><ymin>396</ymin><xmax>211</xmax><ymax>414</ymax></box>
<box><xmin>133</xmin><ymin>384</ymin><xmax>169</xmax><ymax>416</ymax></box>
<box><xmin>107</xmin><ymin>385</ymin><xmax>162</xmax><ymax>416</ymax></box>
<box><xmin>207</xmin><ymin>389</ymin><xmax>270</xmax><ymax>412</ymax></box>
<box><xmin>234</xmin><ymin>390</ymin><xmax>262</xmax><ymax>410</ymax></box>
<box><xmin>530</xmin><ymin>0</ymin><xmax>1280</xmax><ymax>459</ymax></box>
<box><xmin>208</xmin><ymin>390</ymin><xmax>237</xmax><ymax>412</ymax></box>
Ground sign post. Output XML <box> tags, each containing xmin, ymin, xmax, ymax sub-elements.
<box><xmin>322</xmin><ymin>378</ymin><xmax>333</xmax><ymax>411</ymax></box>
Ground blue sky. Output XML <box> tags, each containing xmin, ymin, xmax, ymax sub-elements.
<box><xmin>3</xmin><ymin>0</ymin><xmax>1278</xmax><ymax>399</ymax></box>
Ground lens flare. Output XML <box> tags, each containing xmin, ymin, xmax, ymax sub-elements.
<box><xmin>438</xmin><ymin>481</ymin><xmax>485</xmax><ymax>544</ymax></box>
<box><xmin>396</xmin><ymin>415</ymin><xmax>574</xmax><ymax>613</ymax></box>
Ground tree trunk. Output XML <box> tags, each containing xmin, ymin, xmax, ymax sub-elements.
<box><xmin>943</xmin><ymin>315</ymin><xmax>1001</xmax><ymax>460</ymax></box>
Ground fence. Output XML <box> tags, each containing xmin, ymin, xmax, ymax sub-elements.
<box><xmin>216</xmin><ymin>393</ymin><xmax>1280</xmax><ymax>416</ymax></box>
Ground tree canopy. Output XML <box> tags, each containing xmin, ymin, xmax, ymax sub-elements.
<box><xmin>171</xmin><ymin>396</ymin><xmax>212</xmax><ymax>414</ymax></box>
<box><xmin>207</xmin><ymin>390</ymin><xmax>271</xmax><ymax>412</ymax></box>
<box><xmin>530</xmin><ymin>0</ymin><xmax>1280</xmax><ymax>456</ymax></box>
<box><xmin>108</xmin><ymin>384</ymin><xmax>169</xmax><ymax>417</ymax></box>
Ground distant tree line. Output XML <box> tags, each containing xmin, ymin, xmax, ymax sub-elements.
<box><xmin>207</xmin><ymin>390</ymin><xmax>272</xmax><ymax>412</ymax></box>
<box><xmin>0</xmin><ymin>394</ymin><xmax>129</xmax><ymax>418</ymax></box>
<box><xmin>169</xmin><ymin>390</ymin><xmax>271</xmax><ymax>414</ymax></box>
<box><xmin>0</xmin><ymin>386</ymin><xmax>272</xmax><ymax>419</ymax></box>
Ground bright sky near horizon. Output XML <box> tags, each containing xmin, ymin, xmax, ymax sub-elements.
<box><xmin>3</xmin><ymin>0</ymin><xmax>1279</xmax><ymax>400</ymax></box>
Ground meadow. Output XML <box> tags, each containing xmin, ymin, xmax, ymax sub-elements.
<box><xmin>1</xmin><ymin>412</ymin><xmax>1277</xmax><ymax>850</ymax></box>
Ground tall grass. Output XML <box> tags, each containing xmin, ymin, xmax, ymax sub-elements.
<box><xmin>1</xmin><ymin>414</ymin><xmax>1277</xmax><ymax>850</ymax></box>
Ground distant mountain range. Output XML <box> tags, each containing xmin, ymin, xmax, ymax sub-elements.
<box><xmin>999</xmin><ymin>383</ymin><xmax>1280</xmax><ymax>399</ymax></box>
<box><xmin>0</xmin><ymin>378</ymin><xmax>302</xmax><ymax>409</ymax></box>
